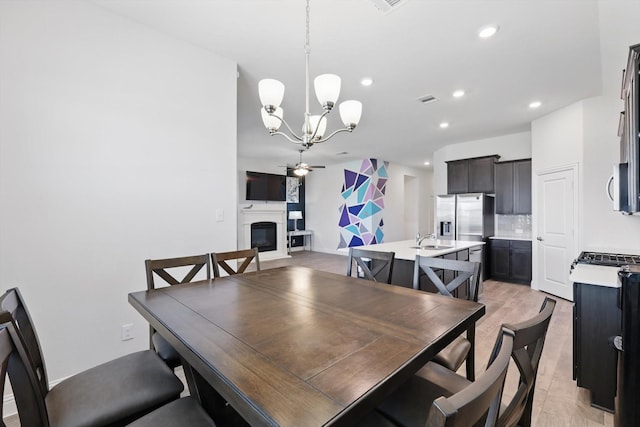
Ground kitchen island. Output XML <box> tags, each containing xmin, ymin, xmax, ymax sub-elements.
<box><xmin>356</xmin><ymin>239</ymin><xmax>484</xmax><ymax>295</ymax></box>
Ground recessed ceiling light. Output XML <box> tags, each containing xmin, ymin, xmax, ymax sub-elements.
<box><xmin>529</xmin><ymin>101</ymin><xmax>542</xmax><ymax>109</ymax></box>
<box><xmin>439</xmin><ymin>122</ymin><xmax>449</xmax><ymax>129</ymax></box>
<box><xmin>478</xmin><ymin>25</ymin><xmax>499</xmax><ymax>39</ymax></box>
<box><xmin>360</xmin><ymin>77</ymin><xmax>373</xmax><ymax>87</ymax></box>
<box><xmin>424</xmin><ymin>161</ymin><xmax>430</xmax><ymax>166</ymax></box>
<box><xmin>453</xmin><ymin>90</ymin><xmax>465</xmax><ymax>98</ymax></box>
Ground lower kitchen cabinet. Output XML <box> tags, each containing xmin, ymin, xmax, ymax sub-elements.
<box><xmin>573</xmin><ymin>282</ymin><xmax>619</xmax><ymax>412</ymax></box>
<box><xmin>489</xmin><ymin>239</ymin><xmax>532</xmax><ymax>284</ymax></box>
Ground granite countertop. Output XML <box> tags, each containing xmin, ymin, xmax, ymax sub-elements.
<box><xmin>355</xmin><ymin>239</ymin><xmax>484</xmax><ymax>261</ymax></box>
<box><xmin>489</xmin><ymin>236</ymin><xmax>533</xmax><ymax>241</ymax></box>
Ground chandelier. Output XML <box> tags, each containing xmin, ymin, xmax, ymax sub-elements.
<box><xmin>258</xmin><ymin>0</ymin><xmax>362</xmax><ymax>150</ymax></box>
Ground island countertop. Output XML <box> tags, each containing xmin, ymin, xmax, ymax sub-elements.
<box><xmin>356</xmin><ymin>239</ymin><xmax>484</xmax><ymax>261</ymax></box>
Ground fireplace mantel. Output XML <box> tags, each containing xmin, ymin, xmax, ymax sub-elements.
<box><xmin>240</xmin><ymin>204</ymin><xmax>289</xmax><ymax>260</ymax></box>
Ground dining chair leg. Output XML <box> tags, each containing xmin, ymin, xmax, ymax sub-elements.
<box><xmin>466</xmin><ymin>325</ymin><xmax>476</xmax><ymax>381</ymax></box>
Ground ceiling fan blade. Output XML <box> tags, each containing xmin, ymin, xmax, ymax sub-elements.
<box><xmin>309</xmin><ymin>165</ymin><xmax>326</xmax><ymax>169</ymax></box>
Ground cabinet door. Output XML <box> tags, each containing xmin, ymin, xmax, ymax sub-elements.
<box><xmin>573</xmin><ymin>282</ymin><xmax>620</xmax><ymax>411</ymax></box>
<box><xmin>468</xmin><ymin>157</ymin><xmax>495</xmax><ymax>193</ymax></box>
<box><xmin>447</xmin><ymin>160</ymin><xmax>469</xmax><ymax>194</ymax></box>
<box><xmin>514</xmin><ymin>160</ymin><xmax>532</xmax><ymax>214</ymax></box>
<box><xmin>490</xmin><ymin>241</ymin><xmax>510</xmax><ymax>281</ymax></box>
<box><xmin>494</xmin><ymin>162</ymin><xmax>514</xmax><ymax>214</ymax></box>
<box><xmin>509</xmin><ymin>242</ymin><xmax>532</xmax><ymax>283</ymax></box>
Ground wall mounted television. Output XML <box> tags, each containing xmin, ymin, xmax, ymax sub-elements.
<box><xmin>246</xmin><ymin>171</ymin><xmax>286</xmax><ymax>201</ymax></box>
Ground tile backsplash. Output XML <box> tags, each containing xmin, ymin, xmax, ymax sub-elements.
<box><xmin>495</xmin><ymin>214</ymin><xmax>532</xmax><ymax>238</ymax></box>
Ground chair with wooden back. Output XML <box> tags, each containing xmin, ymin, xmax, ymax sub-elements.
<box><xmin>375</xmin><ymin>328</ymin><xmax>514</xmax><ymax>427</ymax></box>
<box><xmin>414</xmin><ymin>255</ymin><xmax>482</xmax><ymax>381</ymax></box>
<box><xmin>211</xmin><ymin>247</ymin><xmax>260</xmax><ymax>277</ymax></box>
<box><xmin>347</xmin><ymin>247</ymin><xmax>396</xmax><ymax>284</ymax></box>
<box><xmin>145</xmin><ymin>254</ymin><xmax>211</xmax><ymax>368</ymax></box>
<box><xmin>496</xmin><ymin>297</ymin><xmax>556</xmax><ymax>427</ymax></box>
<box><xmin>0</xmin><ymin>287</ymin><xmax>184</xmax><ymax>427</ymax></box>
<box><xmin>374</xmin><ymin>297</ymin><xmax>556</xmax><ymax>427</ymax></box>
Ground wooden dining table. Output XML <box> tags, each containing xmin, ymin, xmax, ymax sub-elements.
<box><xmin>128</xmin><ymin>265</ymin><xmax>485</xmax><ymax>427</ymax></box>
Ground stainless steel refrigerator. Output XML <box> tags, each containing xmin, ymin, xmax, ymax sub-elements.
<box><xmin>435</xmin><ymin>193</ymin><xmax>495</xmax><ymax>278</ymax></box>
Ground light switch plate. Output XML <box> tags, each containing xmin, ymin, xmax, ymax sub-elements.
<box><xmin>215</xmin><ymin>209</ymin><xmax>224</xmax><ymax>222</ymax></box>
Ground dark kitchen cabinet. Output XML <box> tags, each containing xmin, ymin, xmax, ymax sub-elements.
<box><xmin>468</xmin><ymin>156</ymin><xmax>497</xmax><ymax>193</ymax></box>
<box><xmin>446</xmin><ymin>155</ymin><xmax>499</xmax><ymax>194</ymax></box>
<box><xmin>494</xmin><ymin>159</ymin><xmax>532</xmax><ymax>214</ymax></box>
<box><xmin>573</xmin><ymin>282</ymin><xmax>620</xmax><ymax>411</ymax></box>
<box><xmin>489</xmin><ymin>239</ymin><xmax>510</xmax><ymax>280</ymax></box>
<box><xmin>447</xmin><ymin>160</ymin><xmax>469</xmax><ymax>194</ymax></box>
<box><xmin>494</xmin><ymin>162</ymin><xmax>514</xmax><ymax>214</ymax></box>
<box><xmin>489</xmin><ymin>239</ymin><xmax>531</xmax><ymax>284</ymax></box>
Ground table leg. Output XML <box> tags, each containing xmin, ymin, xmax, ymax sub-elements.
<box><xmin>466</xmin><ymin>325</ymin><xmax>476</xmax><ymax>382</ymax></box>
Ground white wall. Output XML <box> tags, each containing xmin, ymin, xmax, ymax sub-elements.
<box><xmin>305</xmin><ymin>160</ymin><xmax>432</xmax><ymax>254</ymax></box>
<box><xmin>531</xmin><ymin>0</ymin><xmax>640</xmax><ymax>258</ymax></box>
<box><xmin>581</xmin><ymin>0</ymin><xmax>640</xmax><ymax>253</ymax></box>
<box><xmin>432</xmin><ymin>131</ymin><xmax>532</xmax><ymax>195</ymax></box>
<box><xmin>0</xmin><ymin>0</ymin><xmax>238</xmax><ymax>387</ymax></box>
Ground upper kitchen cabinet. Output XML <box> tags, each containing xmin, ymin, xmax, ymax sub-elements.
<box><xmin>446</xmin><ymin>155</ymin><xmax>500</xmax><ymax>194</ymax></box>
<box><xmin>495</xmin><ymin>159</ymin><xmax>531</xmax><ymax>214</ymax></box>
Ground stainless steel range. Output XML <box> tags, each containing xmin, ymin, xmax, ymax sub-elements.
<box><xmin>574</xmin><ymin>251</ymin><xmax>640</xmax><ymax>267</ymax></box>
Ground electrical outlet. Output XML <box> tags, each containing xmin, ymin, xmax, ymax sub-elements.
<box><xmin>215</xmin><ymin>209</ymin><xmax>224</xmax><ymax>222</ymax></box>
<box><xmin>121</xmin><ymin>323</ymin><xmax>134</xmax><ymax>341</ymax></box>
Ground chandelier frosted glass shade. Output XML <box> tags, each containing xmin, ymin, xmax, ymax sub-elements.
<box><xmin>261</xmin><ymin>107</ymin><xmax>283</xmax><ymax>131</ymax></box>
<box><xmin>304</xmin><ymin>115</ymin><xmax>327</xmax><ymax>141</ymax></box>
<box><xmin>339</xmin><ymin>100</ymin><xmax>363</xmax><ymax>129</ymax></box>
<box><xmin>258</xmin><ymin>79</ymin><xmax>285</xmax><ymax>111</ymax></box>
<box><xmin>314</xmin><ymin>74</ymin><xmax>341</xmax><ymax>110</ymax></box>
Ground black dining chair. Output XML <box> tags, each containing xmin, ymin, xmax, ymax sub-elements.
<box><xmin>496</xmin><ymin>297</ymin><xmax>556</xmax><ymax>427</ymax></box>
<box><xmin>145</xmin><ymin>254</ymin><xmax>211</xmax><ymax>368</ymax></box>
<box><xmin>125</xmin><ymin>397</ymin><xmax>217</xmax><ymax>427</ymax></box>
<box><xmin>347</xmin><ymin>247</ymin><xmax>396</xmax><ymax>284</ymax></box>
<box><xmin>375</xmin><ymin>297</ymin><xmax>556</xmax><ymax>427</ymax></box>
<box><xmin>414</xmin><ymin>255</ymin><xmax>481</xmax><ymax>381</ymax></box>
<box><xmin>212</xmin><ymin>247</ymin><xmax>261</xmax><ymax>277</ymax></box>
<box><xmin>373</xmin><ymin>328</ymin><xmax>514</xmax><ymax>427</ymax></box>
<box><xmin>0</xmin><ymin>287</ymin><xmax>184</xmax><ymax>427</ymax></box>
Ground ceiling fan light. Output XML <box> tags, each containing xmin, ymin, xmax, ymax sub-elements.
<box><xmin>339</xmin><ymin>100</ymin><xmax>362</xmax><ymax>129</ymax></box>
<box><xmin>294</xmin><ymin>167</ymin><xmax>309</xmax><ymax>177</ymax></box>
<box><xmin>314</xmin><ymin>74</ymin><xmax>341</xmax><ymax>110</ymax></box>
<box><xmin>261</xmin><ymin>107</ymin><xmax>283</xmax><ymax>131</ymax></box>
<box><xmin>258</xmin><ymin>79</ymin><xmax>285</xmax><ymax>110</ymax></box>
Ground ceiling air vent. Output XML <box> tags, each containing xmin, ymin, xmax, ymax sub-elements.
<box><xmin>417</xmin><ymin>94</ymin><xmax>438</xmax><ymax>105</ymax></box>
<box><xmin>369</xmin><ymin>0</ymin><xmax>409</xmax><ymax>14</ymax></box>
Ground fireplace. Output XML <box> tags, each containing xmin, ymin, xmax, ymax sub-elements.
<box><xmin>251</xmin><ymin>222</ymin><xmax>277</xmax><ymax>252</ymax></box>
<box><xmin>241</xmin><ymin>204</ymin><xmax>289</xmax><ymax>260</ymax></box>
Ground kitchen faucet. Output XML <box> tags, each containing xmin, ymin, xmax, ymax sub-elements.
<box><xmin>416</xmin><ymin>232</ymin><xmax>436</xmax><ymax>246</ymax></box>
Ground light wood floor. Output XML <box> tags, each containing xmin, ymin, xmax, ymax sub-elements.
<box><xmin>4</xmin><ymin>250</ymin><xmax>610</xmax><ymax>426</ymax></box>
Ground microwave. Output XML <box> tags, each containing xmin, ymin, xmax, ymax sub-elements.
<box><xmin>608</xmin><ymin>163</ymin><xmax>630</xmax><ymax>213</ymax></box>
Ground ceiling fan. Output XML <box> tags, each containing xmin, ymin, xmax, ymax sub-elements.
<box><xmin>285</xmin><ymin>149</ymin><xmax>325</xmax><ymax>177</ymax></box>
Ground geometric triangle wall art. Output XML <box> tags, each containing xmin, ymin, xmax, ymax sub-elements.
<box><xmin>338</xmin><ymin>159</ymin><xmax>390</xmax><ymax>249</ymax></box>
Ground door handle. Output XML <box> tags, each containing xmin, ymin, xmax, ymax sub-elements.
<box><xmin>536</xmin><ymin>236</ymin><xmax>544</xmax><ymax>241</ymax></box>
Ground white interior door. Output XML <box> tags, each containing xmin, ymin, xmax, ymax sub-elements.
<box><xmin>536</xmin><ymin>168</ymin><xmax>576</xmax><ymax>301</ymax></box>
